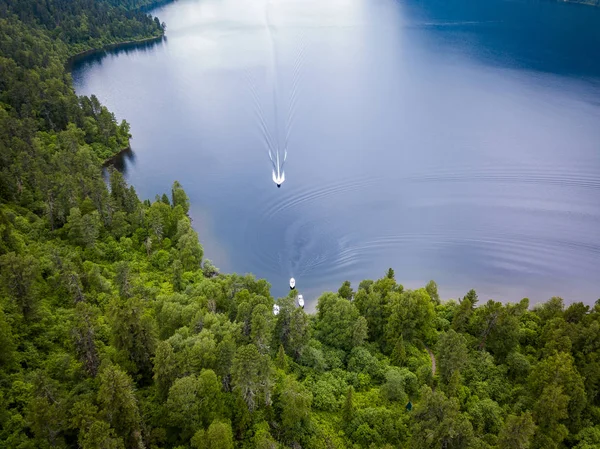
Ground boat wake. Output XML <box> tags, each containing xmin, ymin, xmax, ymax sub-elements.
<box><xmin>244</xmin><ymin>0</ymin><xmax>308</xmax><ymax>188</ymax></box>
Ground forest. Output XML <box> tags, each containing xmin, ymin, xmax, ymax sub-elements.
<box><xmin>1</xmin><ymin>0</ymin><xmax>600</xmax><ymax>448</ymax></box>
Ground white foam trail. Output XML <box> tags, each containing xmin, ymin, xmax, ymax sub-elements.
<box><xmin>264</xmin><ymin>0</ymin><xmax>285</xmax><ymax>187</ymax></box>
<box><xmin>271</xmin><ymin>145</ymin><xmax>285</xmax><ymax>186</ymax></box>
<box><xmin>272</xmin><ymin>169</ymin><xmax>285</xmax><ymax>185</ymax></box>
<box><xmin>250</xmin><ymin>0</ymin><xmax>306</xmax><ymax>187</ymax></box>
<box><xmin>285</xmin><ymin>33</ymin><xmax>308</xmax><ymax>152</ymax></box>
<box><xmin>246</xmin><ymin>70</ymin><xmax>277</xmax><ymax>155</ymax></box>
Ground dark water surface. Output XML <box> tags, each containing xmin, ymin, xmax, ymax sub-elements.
<box><xmin>72</xmin><ymin>0</ymin><xmax>600</xmax><ymax>308</ymax></box>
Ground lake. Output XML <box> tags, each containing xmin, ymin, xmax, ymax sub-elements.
<box><xmin>71</xmin><ymin>0</ymin><xmax>600</xmax><ymax>309</ymax></box>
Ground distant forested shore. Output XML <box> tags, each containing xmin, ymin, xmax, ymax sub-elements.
<box><xmin>66</xmin><ymin>34</ymin><xmax>165</xmax><ymax>70</ymax></box>
<box><xmin>565</xmin><ymin>0</ymin><xmax>600</xmax><ymax>6</ymax></box>
<box><xmin>1</xmin><ymin>0</ymin><xmax>600</xmax><ymax>448</ymax></box>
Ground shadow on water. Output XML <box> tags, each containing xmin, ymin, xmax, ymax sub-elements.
<box><xmin>140</xmin><ymin>0</ymin><xmax>177</xmax><ymax>13</ymax></box>
<box><xmin>400</xmin><ymin>0</ymin><xmax>600</xmax><ymax>80</ymax></box>
<box><xmin>67</xmin><ymin>36</ymin><xmax>167</xmax><ymax>72</ymax></box>
<box><xmin>103</xmin><ymin>147</ymin><xmax>137</xmax><ymax>177</ymax></box>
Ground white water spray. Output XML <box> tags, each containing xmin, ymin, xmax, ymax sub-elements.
<box><xmin>265</xmin><ymin>0</ymin><xmax>287</xmax><ymax>187</ymax></box>
<box><xmin>245</xmin><ymin>0</ymin><xmax>308</xmax><ymax>187</ymax></box>
<box><xmin>270</xmin><ymin>148</ymin><xmax>286</xmax><ymax>187</ymax></box>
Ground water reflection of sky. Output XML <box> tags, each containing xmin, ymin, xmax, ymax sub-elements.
<box><xmin>72</xmin><ymin>0</ymin><xmax>600</xmax><ymax>309</ymax></box>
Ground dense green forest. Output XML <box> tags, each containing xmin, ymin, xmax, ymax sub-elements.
<box><xmin>0</xmin><ymin>0</ymin><xmax>165</xmax><ymax>55</ymax></box>
<box><xmin>567</xmin><ymin>0</ymin><xmax>600</xmax><ymax>6</ymax></box>
<box><xmin>2</xmin><ymin>0</ymin><xmax>600</xmax><ymax>448</ymax></box>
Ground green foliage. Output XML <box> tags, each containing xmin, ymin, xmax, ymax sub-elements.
<box><xmin>338</xmin><ymin>280</ymin><xmax>354</xmax><ymax>300</ymax></box>
<box><xmin>574</xmin><ymin>425</ymin><xmax>600</xmax><ymax>449</ymax></box>
<box><xmin>342</xmin><ymin>386</ymin><xmax>355</xmax><ymax>425</ymax></box>
<box><xmin>80</xmin><ymin>420</ymin><xmax>125</xmax><ymax>449</ymax></box>
<box><xmin>307</xmin><ymin>371</ymin><xmax>348</xmax><ymax>411</ymax></box>
<box><xmin>437</xmin><ymin>329</ymin><xmax>468</xmax><ymax>386</ymax></box>
<box><xmin>410</xmin><ymin>386</ymin><xmax>474</xmax><ymax>449</ymax></box>
<box><xmin>273</xmin><ymin>296</ymin><xmax>309</xmax><ymax>359</ymax></box>
<box><xmin>0</xmin><ymin>252</ymin><xmax>40</xmax><ymax>318</ymax></box>
<box><xmin>452</xmin><ymin>289</ymin><xmax>478</xmax><ymax>333</ymax></box>
<box><xmin>73</xmin><ymin>302</ymin><xmax>100</xmax><ymax>376</ymax></box>
<box><xmin>348</xmin><ymin>406</ymin><xmax>407</xmax><ymax>448</ymax></box>
<box><xmin>167</xmin><ymin>370</ymin><xmax>223</xmax><ymax>440</ymax></box>
<box><xmin>232</xmin><ymin>344</ymin><xmax>272</xmax><ymax>411</ymax></box>
<box><xmin>1</xmin><ymin>3</ymin><xmax>599</xmax><ymax>447</ymax></box>
<box><xmin>98</xmin><ymin>365</ymin><xmax>143</xmax><ymax>447</ymax></box>
<box><xmin>315</xmin><ymin>292</ymin><xmax>365</xmax><ymax>351</ymax></box>
<box><xmin>353</xmin><ymin>273</ymin><xmax>399</xmax><ymax>345</ymax></box>
<box><xmin>201</xmin><ymin>420</ymin><xmax>234</xmax><ymax>449</ymax></box>
<box><xmin>468</xmin><ymin>397</ymin><xmax>503</xmax><ymax>435</ymax></box>
<box><xmin>252</xmin><ymin>421</ymin><xmax>278</xmax><ymax>449</ymax></box>
<box><xmin>386</xmin><ymin>288</ymin><xmax>436</xmax><ymax>347</ymax></box>
<box><xmin>110</xmin><ymin>296</ymin><xmax>157</xmax><ymax>379</ymax></box>
<box><xmin>275</xmin><ymin>344</ymin><xmax>288</xmax><ymax>372</ymax></box>
<box><xmin>0</xmin><ymin>308</ymin><xmax>16</xmax><ymax>368</ymax></box>
<box><xmin>0</xmin><ymin>0</ymin><xmax>163</xmax><ymax>57</ymax></box>
<box><xmin>380</xmin><ymin>367</ymin><xmax>418</xmax><ymax>403</ymax></box>
<box><xmin>528</xmin><ymin>351</ymin><xmax>586</xmax><ymax>440</ymax></box>
<box><xmin>171</xmin><ymin>181</ymin><xmax>190</xmax><ymax>214</ymax></box>
<box><xmin>153</xmin><ymin>341</ymin><xmax>177</xmax><ymax>400</ymax></box>
<box><xmin>497</xmin><ymin>412</ymin><xmax>535</xmax><ymax>449</ymax></box>
<box><xmin>425</xmin><ymin>280</ymin><xmax>440</xmax><ymax>304</ymax></box>
<box><xmin>278</xmin><ymin>375</ymin><xmax>312</xmax><ymax>441</ymax></box>
<box><xmin>347</xmin><ymin>346</ymin><xmax>386</xmax><ymax>383</ymax></box>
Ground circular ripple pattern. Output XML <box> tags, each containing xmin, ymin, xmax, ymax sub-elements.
<box><xmin>242</xmin><ymin>176</ymin><xmax>383</xmax><ymax>289</ymax></box>
<box><xmin>72</xmin><ymin>0</ymin><xmax>600</xmax><ymax>308</ymax></box>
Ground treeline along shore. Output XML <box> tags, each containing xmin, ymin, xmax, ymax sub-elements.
<box><xmin>1</xmin><ymin>0</ymin><xmax>600</xmax><ymax>448</ymax></box>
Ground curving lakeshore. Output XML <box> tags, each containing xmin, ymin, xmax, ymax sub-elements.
<box><xmin>71</xmin><ymin>0</ymin><xmax>600</xmax><ymax>307</ymax></box>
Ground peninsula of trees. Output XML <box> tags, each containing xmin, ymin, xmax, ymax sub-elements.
<box><xmin>1</xmin><ymin>1</ymin><xmax>600</xmax><ymax>448</ymax></box>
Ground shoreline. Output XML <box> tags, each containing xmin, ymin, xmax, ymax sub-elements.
<box><xmin>66</xmin><ymin>34</ymin><xmax>165</xmax><ymax>164</ymax></box>
<box><xmin>140</xmin><ymin>0</ymin><xmax>177</xmax><ymax>12</ymax></box>
<box><xmin>66</xmin><ymin>34</ymin><xmax>165</xmax><ymax>70</ymax></box>
<box><xmin>564</xmin><ymin>0</ymin><xmax>600</xmax><ymax>5</ymax></box>
<box><xmin>66</xmin><ymin>0</ymin><xmax>175</xmax><ymax>67</ymax></box>
<box><xmin>103</xmin><ymin>145</ymin><xmax>134</xmax><ymax>167</ymax></box>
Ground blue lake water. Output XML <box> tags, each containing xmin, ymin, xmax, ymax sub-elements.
<box><xmin>72</xmin><ymin>0</ymin><xmax>600</xmax><ymax>308</ymax></box>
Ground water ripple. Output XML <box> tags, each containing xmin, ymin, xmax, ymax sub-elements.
<box><xmin>405</xmin><ymin>166</ymin><xmax>600</xmax><ymax>189</ymax></box>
